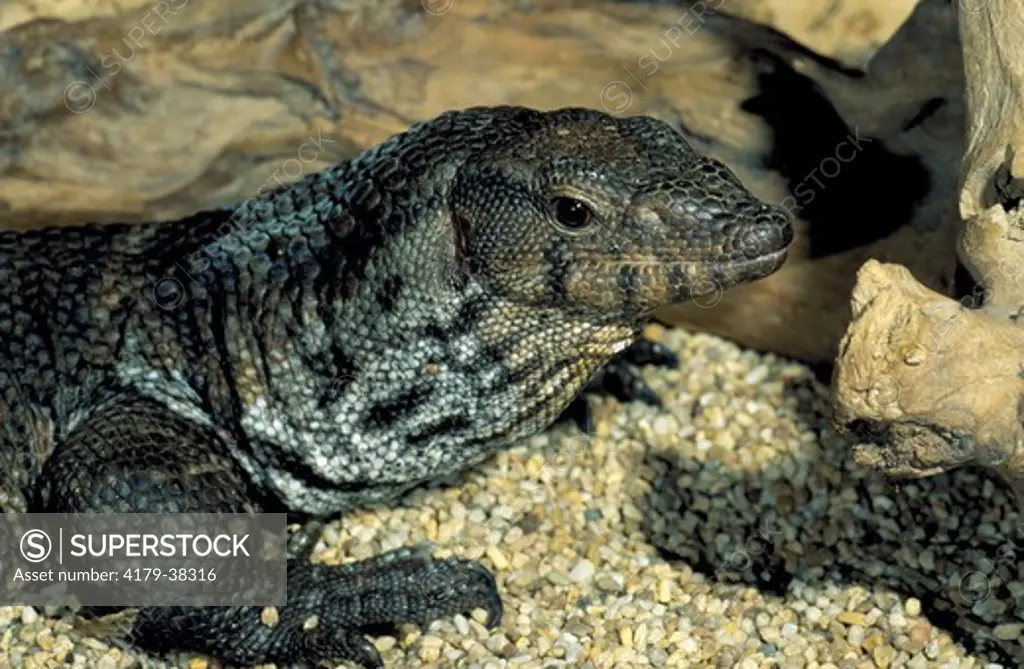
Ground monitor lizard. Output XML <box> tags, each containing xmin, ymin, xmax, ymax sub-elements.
<box><xmin>0</xmin><ymin>105</ymin><xmax>793</xmax><ymax>667</ymax></box>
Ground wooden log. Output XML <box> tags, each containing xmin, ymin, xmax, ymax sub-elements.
<box><xmin>0</xmin><ymin>0</ymin><xmax>945</xmax><ymax>363</ymax></box>
<box><xmin>831</xmin><ymin>0</ymin><xmax>1024</xmax><ymax>498</ymax></box>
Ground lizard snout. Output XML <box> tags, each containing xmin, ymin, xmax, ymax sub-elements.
<box><xmin>736</xmin><ymin>210</ymin><xmax>794</xmax><ymax>259</ymax></box>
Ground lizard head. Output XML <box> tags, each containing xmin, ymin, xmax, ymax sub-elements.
<box><xmin>449</xmin><ymin>106</ymin><xmax>793</xmax><ymax>320</ymax></box>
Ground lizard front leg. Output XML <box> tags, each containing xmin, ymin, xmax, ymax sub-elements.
<box><xmin>559</xmin><ymin>336</ymin><xmax>679</xmax><ymax>433</ymax></box>
<box><xmin>32</xmin><ymin>395</ymin><xmax>501</xmax><ymax>667</ymax></box>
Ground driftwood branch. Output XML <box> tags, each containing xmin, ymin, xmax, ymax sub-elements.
<box><xmin>0</xmin><ymin>0</ymin><xmax>937</xmax><ymax>365</ymax></box>
<box><xmin>831</xmin><ymin>0</ymin><xmax>1024</xmax><ymax>497</ymax></box>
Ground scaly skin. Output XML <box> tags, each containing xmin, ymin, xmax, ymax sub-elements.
<box><xmin>0</xmin><ymin>106</ymin><xmax>792</xmax><ymax>667</ymax></box>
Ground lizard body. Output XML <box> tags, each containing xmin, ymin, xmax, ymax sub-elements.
<box><xmin>0</xmin><ymin>106</ymin><xmax>792</xmax><ymax>666</ymax></box>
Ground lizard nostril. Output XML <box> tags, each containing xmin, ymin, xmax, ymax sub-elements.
<box><xmin>737</xmin><ymin>222</ymin><xmax>792</xmax><ymax>258</ymax></box>
<box><xmin>633</xmin><ymin>206</ymin><xmax>663</xmax><ymax>229</ymax></box>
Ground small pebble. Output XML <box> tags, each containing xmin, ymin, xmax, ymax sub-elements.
<box><xmin>568</xmin><ymin>559</ymin><xmax>595</xmax><ymax>583</ymax></box>
<box><xmin>993</xmin><ymin>623</ymin><xmax>1023</xmax><ymax>640</ymax></box>
<box><xmin>20</xmin><ymin>608</ymin><xmax>38</xmax><ymax>625</ymax></box>
<box><xmin>260</xmin><ymin>607</ymin><xmax>279</xmax><ymax>628</ymax></box>
<box><xmin>487</xmin><ymin>545</ymin><xmax>510</xmax><ymax>570</ymax></box>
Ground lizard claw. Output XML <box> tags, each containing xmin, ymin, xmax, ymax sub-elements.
<box><xmin>481</xmin><ymin>582</ymin><xmax>504</xmax><ymax>628</ymax></box>
<box><xmin>305</xmin><ymin>629</ymin><xmax>384</xmax><ymax>669</ymax></box>
<box><xmin>559</xmin><ymin>394</ymin><xmax>595</xmax><ymax>434</ymax></box>
<box><xmin>286</xmin><ymin>519</ymin><xmax>325</xmax><ymax>561</ymax></box>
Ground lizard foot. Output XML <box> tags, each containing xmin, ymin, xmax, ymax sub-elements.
<box><xmin>559</xmin><ymin>336</ymin><xmax>678</xmax><ymax>434</ymax></box>
<box><xmin>283</xmin><ymin>544</ymin><xmax>502</xmax><ymax>667</ymax></box>
<box><xmin>134</xmin><ymin>544</ymin><xmax>503</xmax><ymax>667</ymax></box>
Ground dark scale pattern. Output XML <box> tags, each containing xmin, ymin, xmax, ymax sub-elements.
<box><xmin>0</xmin><ymin>105</ymin><xmax>792</xmax><ymax>667</ymax></box>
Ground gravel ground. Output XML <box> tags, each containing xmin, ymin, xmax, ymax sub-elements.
<box><xmin>3</xmin><ymin>325</ymin><xmax>1023</xmax><ymax>668</ymax></box>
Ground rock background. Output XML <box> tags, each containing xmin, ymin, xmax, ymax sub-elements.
<box><xmin>0</xmin><ymin>0</ymin><xmax>954</xmax><ymax>364</ymax></box>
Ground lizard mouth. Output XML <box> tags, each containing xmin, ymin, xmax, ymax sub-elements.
<box><xmin>686</xmin><ymin>246</ymin><xmax>790</xmax><ymax>296</ymax></box>
<box><xmin>596</xmin><ymin>245</ymin><xmax>791</xmax><ymax>315</ymax></box>
<box><xmin>725</xmin><ymin>247</ymin><xmax>790</xmax><ymax>283</ymax></box>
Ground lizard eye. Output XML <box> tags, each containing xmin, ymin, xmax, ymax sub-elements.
<box><xmin>551</xmin><ymin>197</ymin><xmax>595</xmax><ymax>229</ymax></box>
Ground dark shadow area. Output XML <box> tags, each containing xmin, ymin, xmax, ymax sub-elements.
<box><xmin>739</xmin><ymin>50</ymin><xmax>933</xmax><ymax>258</ymax></box>
<box><xmin>953</xmin><ymin>262</ymin><xmax>983</xmax><ymax>305</ymax></box>
<box><xmin>634</xmin><ymin>374</ymin><xmax>1024</xmax><ymax>666</ymax></box>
